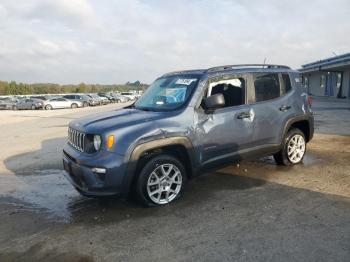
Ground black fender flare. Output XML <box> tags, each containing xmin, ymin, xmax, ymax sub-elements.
<box><xmin>121</xmin><ymin>136</ymin><xmax>195</xmax><ymax>195</ymax></box>
<box><xmin>281</xmin><ymin>113</ymin><xmax>314</xmax><ymax>144</ymax></box>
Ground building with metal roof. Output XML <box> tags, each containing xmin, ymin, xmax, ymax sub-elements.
<box><xmin>300</xmin><ymin>53</ymin><xmax>350</xmax><ymax>98</ymax></box>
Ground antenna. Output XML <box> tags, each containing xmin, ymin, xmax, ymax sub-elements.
<box><xmin>332</xmin><ymin>51</ymin><xmax>337</xmax><ymax>57</ymax></box>
<box><xmin>263</xmin><ymin>57</ymin><xmax>267</xmax><ymax>68</ymax></box>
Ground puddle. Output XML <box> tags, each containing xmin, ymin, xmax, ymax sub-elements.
<box><xmin>248</xmin><ymin>152</ymin><xmax>323</xmax><ymax>167</ymax></box>
<box><xmin>0</xmin><ymin>170</ymin><xmax>89</xmax><ymax>223</ymax></box>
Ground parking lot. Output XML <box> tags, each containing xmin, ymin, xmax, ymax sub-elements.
<box><xmin>0</xmin><ymin>98</ymin><xmax>349</xmax><ymax>261</ymax></box>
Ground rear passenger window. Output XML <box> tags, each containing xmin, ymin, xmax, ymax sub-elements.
<box><xmin>281</xmin><ymin>74</ymin><xmax>292</xmax><ymax>94</ymax></box>
<box><xmin>254</xmin><ymin>73</ymin><xmax>280</xmax><ymax>102</ymax></box>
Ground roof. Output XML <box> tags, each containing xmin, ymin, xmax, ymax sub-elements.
<box><xmin>162</xmin><ymin>64</ymin><xmax>295</xmax><ymax>78</ymax></box>
<box><xmin>300</xmin><ymin>52</ymin><xmax>350</xmax><ymax>73</ymax></box>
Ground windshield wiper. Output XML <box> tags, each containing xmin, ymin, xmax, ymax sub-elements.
<box><xmin>136</xmin><ymin>107</ymin><xmax>154</xmax><ymax>111</ymax></box>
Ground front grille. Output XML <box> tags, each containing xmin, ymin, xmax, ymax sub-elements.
<box><xmin>68</xmin><ymin>128</ymin><xmax>86</xmax><ymax>152</ymax></box>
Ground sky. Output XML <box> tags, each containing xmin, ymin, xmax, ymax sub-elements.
<box><xmin>0</xmin><ymin>0</ymin><xmax>350</xmax><ymax>84</ymax></box>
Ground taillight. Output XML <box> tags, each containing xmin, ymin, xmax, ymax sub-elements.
<box><xmin>307</xmin><ymin>96</ymin><xmax>313</xmax><ymax>106</ymax></box>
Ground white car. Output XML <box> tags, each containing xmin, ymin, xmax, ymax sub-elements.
<box><xmin>111</xmin><ymin>94</ymin><xmax>129</xmax><ymax>103</ymax></box>
<box><xmin>120</xmin><ymin>92</ymin><xmax>136</xmax><ymax>100</ymax></box>
<box><xmin>43</xmin><ymin>98</ymin><xmax>83</xmax><ymax>110</ymax></box>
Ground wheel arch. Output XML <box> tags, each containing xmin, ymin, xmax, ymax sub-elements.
<box><xmin>123</xmin><ymin>137</ymin><xmax>195</xmax><ymax>195</ymax></box>
<box><xmin>282</xmin><ymin>114</ymin><xmax>314</xmax><ymax>143</ymax></box>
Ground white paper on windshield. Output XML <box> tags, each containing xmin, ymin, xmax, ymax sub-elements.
<box><xmin>175</xmin><ymin>79</ymin><xmax>197</xmax><ymax>85</ymax></box>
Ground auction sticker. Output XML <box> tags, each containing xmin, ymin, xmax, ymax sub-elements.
<box><xmin>176</xmin><ymin>79</ymin><xmax>197</xmax><ymax>85</ymax></box>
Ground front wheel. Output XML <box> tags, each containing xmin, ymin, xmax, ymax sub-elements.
<box><xmin>45</xmin><ymin>104</ymin><xmax>53</xmax><ymax>110</ymax></box>
<box><xmin>135</xmin><ymin>155</ymin><xmax>187</xmax><ymax>207</ymax></box>
<box><xmin>71</xmin><ymin>103</ymin><xmax>78</xmax><ymax>109</ymax></box>
<box><xmin>274</xmin><ymin>128</ymin><xmax>306</xmax><ymax>166</ymax></box>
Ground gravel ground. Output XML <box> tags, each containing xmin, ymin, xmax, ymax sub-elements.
<box><xmin>0</xmin><ymin>98</ymin><xmax>349</xmax><ymax>262</ymax></box>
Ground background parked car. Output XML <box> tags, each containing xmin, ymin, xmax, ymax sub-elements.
<box><xmin>97</xmin><ymin>93</ymin><xmax>113</xmax><ymax>103</ymax></box>
<box><xmin>15</xmin><ymin>98</ymin><xmax>43</xmax><ymax>110</ymax></box>
<box><xmin>111</xmin><ymin>93</ymin><xmax>129</xmax><ymax>103</ymax></box>
<box><xmin>120</xmin><ymin>92</ymin><xmax>137</xmax><ymax>100</ymax></box>
<box><xmin>87</xmin><ymin>94</ymin><xmax>104</xmax><ymax>106</ymax></box>
<box><xmin>30</xmin><ymin>95</ymin><xmax>49</xmax><ymax>101</ymax></box>
<box><xmin>63</xmin><ymin>94</ymin><xmax>92</xmax><ymax>107</ymax></box>
<box><xmin>0</xmin><ymin>97</ymin><xmax>19</xmax><ymax>110</ymax></box>
<box><xmin>43</xmin><ymin>98</ymin><xmax>83</xmax><ymax>110</ymax></box>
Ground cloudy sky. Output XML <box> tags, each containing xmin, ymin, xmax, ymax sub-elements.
<box><xmin>0</xmin><ymin>0</ymin><xmax>350</xmax><ymax>84</ymax></box>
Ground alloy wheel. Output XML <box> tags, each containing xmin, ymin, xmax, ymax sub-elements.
<box><xmin>146</xmin><ymin>163</ymin><xmax>182</xmax><ymax>204</ymax></box>
<box><xmin>287</xmin><ymin>134</ymin><xmax>306</xmax><ymax>163</ymax></box>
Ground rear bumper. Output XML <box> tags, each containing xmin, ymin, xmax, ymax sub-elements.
<box><xmin>62</xmin><ymin>144</ymin><xmax>128</xmax><ymax>197</ymax></box>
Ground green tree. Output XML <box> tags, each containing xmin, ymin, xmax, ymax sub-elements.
<box><xmin>76</xmin><ymin>83</ymin><xmax>86</xmax><ymax>93</ymax></box>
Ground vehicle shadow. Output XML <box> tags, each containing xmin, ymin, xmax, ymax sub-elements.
<box><xmin>2</xmin><ymin>136</ymin><xmax>267</xmax><ymax>225</ymax></box>
<box><xmin>1</xmin><ymin>134</ymin><xmax>346</xmax><ymax>227</ymax></box>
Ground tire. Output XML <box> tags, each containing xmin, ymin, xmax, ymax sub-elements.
<box><xmin>135</xmin><ymin>154</ymin><xmax>187</xmax><ymax>207</ymax></box>
<box><xmin>31</xmin><ymin>105</ymin><xmax>36</xmax><ymax>110</ymax></box>
<box><xmin>71</xmin><ymin>103</ymin><xmax>78</xmax><ymax>109</ymax></box>
<box><xmin>45</xmin><ymin>104</ymin><xmax>53</xmax><ymax>110</ymax></box>
<box><xmin>273</xmin><ymin>128</ymin><xmax>306</xmax><ymax>166</ymax></box>
<box><xmin>83</xmin><ymin>102</ymin><xmax>89</xmax><ymax>107</ymax></box>
<box><xmin>12</xmin><ymin>105</ymin><xmax>17</xmax><ymax>110</ymax></box>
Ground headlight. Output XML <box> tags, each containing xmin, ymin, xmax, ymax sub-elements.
<box><xmin>93</xmin><ymin>135</ymin><xmax>101</xmax><ymax>151</ymax></box>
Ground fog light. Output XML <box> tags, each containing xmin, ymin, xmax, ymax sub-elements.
<box><xmin>91</xmin><ymin>167</ymin><xmax>106</xmax><ymax>174</ymax></box>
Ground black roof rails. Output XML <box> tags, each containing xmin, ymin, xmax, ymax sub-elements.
<box><xmin>206</xmin><ymin>64</ymin><xmax>291</xmax><ymax>73</ymax></box>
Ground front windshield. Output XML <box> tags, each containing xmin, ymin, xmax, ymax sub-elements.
<box><xmin>135</xmin><ymin>75</ymin><xmax>199</xmax><ymax>111</ymax></box>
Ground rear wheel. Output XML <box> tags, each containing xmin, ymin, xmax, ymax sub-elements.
<box><xmin>31</xmin><ymin>105</ymin><xmax>36</xmax><ymax>110</ymax></box>
<box><xmin>45</xmin><ymin>104</ymin><xmax>53</xmax><ymax>110</ymax></box>
<box><xmin>83</xmin><ymin>102</ymin><xmax>89</xmax><ymax>107</ymax></box>
<box><xmin>71</xmin><ymin>103</ymin><xmax>78</xmax><ymax>109</ymax></box>
<box><xmin>135</xmin><ymin>154</ymin><xmax>186</xmax><ymax>207</ymax></box>
<box><xmin>274</xmin><ymin>128</ymin><xmax>306</xmax><ymax>165</ymax></box>
<box><xmin>12</xmin><ymin>105</ymin><xmax>17</xmax><ymax>110</ymax></box>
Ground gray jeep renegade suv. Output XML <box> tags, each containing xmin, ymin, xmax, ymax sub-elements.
<box><xmin>63</xmin><ymin>64</ymin><xmax>314</xmax><ymax>206</ymax></box>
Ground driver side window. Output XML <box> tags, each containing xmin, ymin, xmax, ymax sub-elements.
<box><xmin>207</xmin><ymin>76</ymin><xmax>246</xmax><ymax>108</ymax></box>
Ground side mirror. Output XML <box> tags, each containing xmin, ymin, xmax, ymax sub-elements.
<box><xmin>203</xmin><ymin>93</ymin><xmax>225</xmax><ymax>113</ymax></box>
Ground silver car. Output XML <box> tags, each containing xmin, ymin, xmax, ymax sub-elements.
<box><xmin>15</xmin><ymin>98</ymin><xmax>43</xmax><ymax>110</ymax></box>
<box><xmin>111</xmin><ymin>93</ymin><xmax>129</xmax><ymax>103</ymax></box>
<box><xmin>43</xmin><ymin>98</ymin><xmax>83</xmax><ymax>110</ymax></box>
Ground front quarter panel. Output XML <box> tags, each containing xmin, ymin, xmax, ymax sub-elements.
<box><xmin>111</xmin><ymin>107</ymin><xmax>195</xmax><ymax>158</ymax></box>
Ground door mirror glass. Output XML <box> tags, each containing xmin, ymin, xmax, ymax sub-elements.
<box><xmin>203</xmin><ymin>93</ymin><xmax>225</xmax><ymax>112</ymax></box>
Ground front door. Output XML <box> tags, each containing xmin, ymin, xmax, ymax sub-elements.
<box><xmin>194</xmin><ymin>74</ymin><xmax>254</xmax><ymax>166</ymax></box>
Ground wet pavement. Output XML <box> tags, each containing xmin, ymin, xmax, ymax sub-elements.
<box><xmin>0</xmin><ymin>98</ymin><xmax>349</xmax><ymax>261</ymax></box>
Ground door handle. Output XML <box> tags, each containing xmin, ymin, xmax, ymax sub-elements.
<box><xmin>237</xmin><ymin>112</ymin><xmax>252</xmax><ymax>119</ymax></box>
<box><xmin>279</xmin><ymin>105</ymin><xmax>291</xmax><ymax>111</ymax></box>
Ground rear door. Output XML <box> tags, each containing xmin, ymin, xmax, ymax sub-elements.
<box><xmin>60</xmin><ymin>98</ymin><xmax>71</xmax><ymax>108</ymax></box>
<box><xmin>17</xmin><ymin>100</ymin><xmax>26</xmax><ymax>109</ymax></box>
<box><xmin>25</xmin><ymin>99</ymin><xmax>33</xmax><ymax>109</ymax></box>
<box><xmin>249</xmin><ymin>72</ymin><xmax>296</xmax><ymax>146</ymax></box>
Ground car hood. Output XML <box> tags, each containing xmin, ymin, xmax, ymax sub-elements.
<box><xmin>70</xmin><ymin>108</ymin><xmax>166</xmax><ymax>134</ymax></box>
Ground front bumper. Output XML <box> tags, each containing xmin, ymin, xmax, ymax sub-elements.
<box><xmin>62</xmin><ymin>144</ymin><xmax>128</xmax><ymax>197</ymax></box>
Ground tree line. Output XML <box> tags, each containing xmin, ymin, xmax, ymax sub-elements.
<box><xmin>0</xmin><ymin>80</ymin><xmax>148</xmax><ymax>96</ymax></box>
